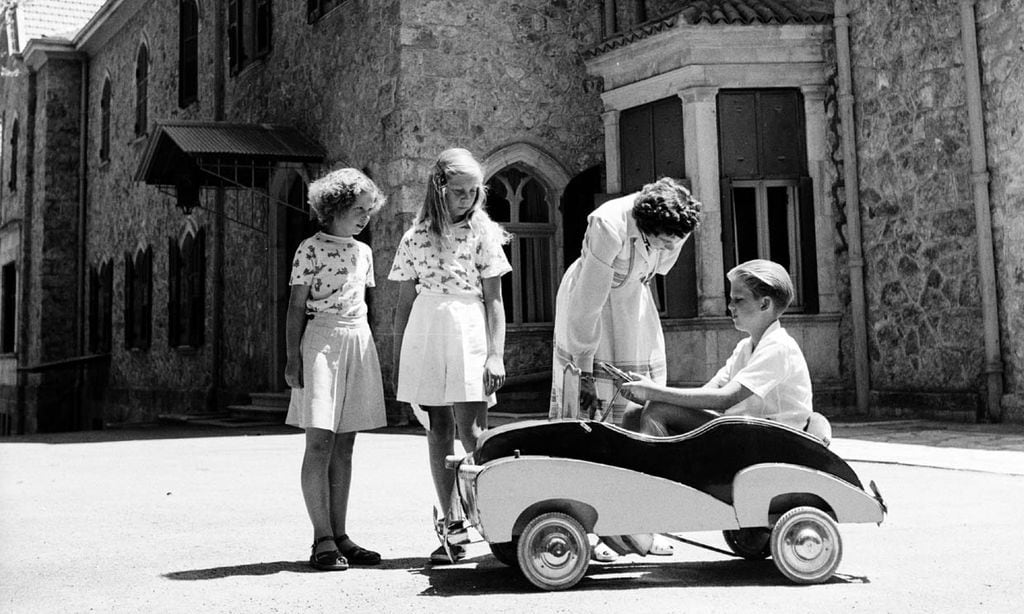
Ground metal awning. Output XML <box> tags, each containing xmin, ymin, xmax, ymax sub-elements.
<box><xmin>134</xmin><ymin>121</ymin><xmax>326</xmax><ymax>186</ymax></box>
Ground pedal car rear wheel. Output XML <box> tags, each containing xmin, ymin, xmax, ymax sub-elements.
<box><xmin>723</xmin><ymin>528</ymin><xmax>771</xmax><ymax>559</ymax></box>
<box><xmin>517</xmin><ymin>512</ymin><xmax>590</xmax><ymax>591</ymax></box>
<box><xmin>770</xmin><ymin>506</ymin><xmax>843</xmax><ymax>584</ymax></box>
<box><xmin>489</xmin><ymin>540</ymin><xmax>519</xmax><ymax>567</ymax></box>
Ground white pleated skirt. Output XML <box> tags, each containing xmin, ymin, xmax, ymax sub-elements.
<box><xmin>286</xmin><ymin>313</ymin><xmax>387</xmax><ymax>433</ymax></box>
<box><xmin>397</xmin><ymin>292</ymin><xmax>496</xmax><ymax>415</ymax></box>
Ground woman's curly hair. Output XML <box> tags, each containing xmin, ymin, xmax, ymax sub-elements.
<box><xmin>307</xmin><ymin>168</ymin><xmax>385</xmax><ymax>227</ymax></box>
<box><xmin>631</xmin><ymin>177</ymin><xmax>702</xmax><ymax>239</ymax></box>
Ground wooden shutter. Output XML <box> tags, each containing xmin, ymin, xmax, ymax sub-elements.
<box><xmin>619</xmin><ymin>104</ymin><xmax>653</xmax><ymax>193</ymax></box>
<box><xmin>89</xmin><ymin>266</ymin><xmax>99</xmax><ymax>353</ymax></box>
<box><xmin>227</xmin><ymin>0</ymin><xmax>242</xmax><ymax>72</ymax></box>
<box><xmin>718</xmin><ymin>92</ymin><xmax>759</xmax><ymax>178</ymax></box>
<box><xmin>255</xmin><ymin>0</ymin><xmax>272</xmax><ymax>57</ymax></box>
<box><xmin>720</xmin><ymin>177</ymin><xmax>736</xmax><ymax>314</ymax></box>
<box><xmin>124</xmin><ymin>253</ymin><xmax>135</xmax><ymax>348</ymax></box>
<box><xmin>168</xmin><ymin>237</ymin><xmax>180</xmax><ymax>346</ymax></box>
<box><xmin>190</xmin><ymin>229</ymin><xmax>206</xmax><ymax>346</ymax></box>
<box><xmin>798</xmin><ymin>176</ymin><xmax>818</xmax><ymax>313</ymax></box>
<box><xmin>101</xmin><ymin>262</ymin><xmax>113</xmax><ymax>353</ymax></box>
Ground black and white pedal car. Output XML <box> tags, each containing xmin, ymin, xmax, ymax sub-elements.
<box><xmin>447</xmin><ymin>416</ymin><xmax>886</xmax><ymax>591</ymax></box>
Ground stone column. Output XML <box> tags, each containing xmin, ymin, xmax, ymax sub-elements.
<box><xmin>679</xmin><ymin>86</ymin><xmax>724</xmax><ymax>316</ymax></box>
<box><xmin>801</xmin><ymin>84</ymin><xmax>839</xmax><ymax>313</ymax></box>
<box><xmin>602</xmin><ymin>109</ymin><xmax>621</xmax><ymax>194</ymax></box>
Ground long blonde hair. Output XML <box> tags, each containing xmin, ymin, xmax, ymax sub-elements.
<box><xmin>418</xmin><ymin>148</ymin><xmax>510</xmax><ymax>248</ymax></box>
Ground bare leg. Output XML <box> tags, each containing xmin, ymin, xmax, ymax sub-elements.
<box><xmin>424</xmin><ymin>405</ymin><xmax>456</xmax><ymax>516</ymax></box>
<box><xmin>620</xmin><ymin>403</ymin><xmax>645</xmax><ymax>431</ymax></box>
<box><xmin>452</xmin><ymin>401</ymin><xmax>488</xmax><ymax>454</ymax></box>
<box><xmin>301</xmin><ymin>428</ymin><xmax>339</xmax><ymax>556</ymax></box>
<box><xmin>640</xmin><ymin>401</ymin><xmax>717</xmax><ymax>436</ymax></box>
<box><xmin>328</xmin><ymin>431</ymin><xmax>356</xmax><ymax>537</ymax></box>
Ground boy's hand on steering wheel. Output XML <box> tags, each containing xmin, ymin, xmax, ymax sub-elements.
<box><xmin>620</xmin><ymin>372</ymin><xmax>653</xmax><ymax>404</ymax></box>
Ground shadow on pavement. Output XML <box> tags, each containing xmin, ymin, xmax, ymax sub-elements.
<box><xmin>0</xmin><ymin>424</ymin><xmax>430</xmax><ymax>445</ymax></box>
<box><xmin>411</xmin><ymin>556</ymin><xmax>870</xmax><ymax>596</ymax></box>
<box><xmin>165</xmin><ymin>557</ymin><xmax>426</xmax><ymax>580</ymax></box>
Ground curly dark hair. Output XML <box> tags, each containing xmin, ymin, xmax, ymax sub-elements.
<box><xmin>307</xmin><ymin>168</ymin><xmax>385</xmax><ymax>227</ymax></box>
<box><xmin>631</xmin><ymin>177</ymin><xmax>702</xmax><ymax>238</ymax></box>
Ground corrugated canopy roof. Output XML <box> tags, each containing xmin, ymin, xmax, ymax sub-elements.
<box><xmin>135</xmin><ymin>122</ymin><xmax>326</xmax><ymax>186</ymax></box>
<box><xmin>588</xmin><ymin>0</ymin><xmax>833</xmax><ymax>56</ymax></box>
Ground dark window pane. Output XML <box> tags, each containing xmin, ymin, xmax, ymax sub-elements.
<box><xmin>518</xmin><ymin>236</ymin><xmax>553</xmax><ymax>322</ymax></box>
<box><xmin>732</xmin><ymin>186</ymin><xmax>758</xmax><ymax>263</ymax></box>
<box><xmin>486</xmin><ymin>177</ymin><xmax>510</xmax><ymax>222</ymax></box>
<box><xmin>766</xmin><ymin>186</ymin><xmax>791</xmax><ymax>270</ymax></box>
<box><xmin>501</xmin><ymin>244</ymin><xmax>513</xmax><ymax>322</ymax></box>
<box><xmin>519</xmin><ymin>177</ymin><xmax>547</xmax><ymax>223</ymax></box>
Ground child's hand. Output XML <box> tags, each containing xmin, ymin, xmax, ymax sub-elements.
<box><xmin>483</xmin><ymin>355</ymin><xmax>505</xmax><ymax>395</ymax></box>
<box><xmin>284</xmin><ymin>359</ymin><xmax>303</xmax><ymax>389</ymax></box>
<box><xmin>619</xmin><ymin>373</ymin><xmax>654</xmax><ymax>404</ymax></box>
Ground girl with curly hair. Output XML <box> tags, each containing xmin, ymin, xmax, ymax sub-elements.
<box><xmin>284</xmin><ymin>167</ymin><xmax>388</xmax><ymax>571</ymax></box>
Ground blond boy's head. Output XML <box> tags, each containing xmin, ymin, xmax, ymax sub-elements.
<box><xmin>727</xmin><ymin>259</ymin><xmax>795</xmax><ymax>315</ymax></box>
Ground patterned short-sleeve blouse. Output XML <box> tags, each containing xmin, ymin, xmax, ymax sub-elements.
<box><xmin>388</xmin><ymin>220</ymin><xmax>512</xmax><ymax>298</ymax></box>
<box><xmin>290</xmin><ymin>232</ymin><xmax>375</xmax><ymax>318</ymax></box>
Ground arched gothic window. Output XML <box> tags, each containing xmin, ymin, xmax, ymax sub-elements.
<box><xmin>486</xmin><ymin>167</ymin><xmax>556</xmax><ymax>324</ymax></box>
<box><xmin>134</xmin><ymin>44</ymin><xmax>149</xmax><ymax>136</ymax></box>
<box><xmin>178</xmin><ymin>1</ymin><xmax>199</xmax><ymax>107</ymax></box>
<box><xmin>100</xmin><ymin>79</ymin><xmax>111</xmax><ymax>161</ymax></box>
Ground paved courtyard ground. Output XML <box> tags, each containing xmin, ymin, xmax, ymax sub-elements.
<box><xmin>2</xmin><ymin>419</ymin><xmax>1023</xmax><ymax>613</ymax></box>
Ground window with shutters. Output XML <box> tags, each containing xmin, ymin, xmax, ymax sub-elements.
<box><xmin>124</xmin><ymin>246</ymin><xmax>153</xmax><ymax>350</ymax></box>
<box><xmin>179</xmin><ymin>1</ymin><xmax>199</xmax><ymax>107</ymax></box>
<box><xmin>89</xmin><ymin>260</ymin><xmax>113</xmax><ymax>354</ymax></box>
<box><xmin>228</xmin><ymin>0</ymin><xmax>273</xmax><ymax>74</ymax></box>
<box><xmin>486</xmin><ymin>167</ymin><xmax>555</xmax><ymax>324</ymax></box>
<box><xmin>168</xmin><ymin>228</ymin><xmax>206</xmax><ymax>349</ymax></box>
<box><xmin>619</xmin><ymin>96</ymin><xmax>698</xmax><ymax>318</ymax></box>
<box><xmin>717</xmin><ymin>89</ymin><xmax>817</xmax><ymax>312</ymax></box>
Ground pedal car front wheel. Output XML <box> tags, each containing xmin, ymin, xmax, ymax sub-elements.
<box><xmin>723</xmin><ymin>527</ymin><xmax>771</xmax><ymax>560</ymax></box>
<box><xmin>770</xmin><ymin>506</ymin><xmax>843</xmax><ymax>584</ymax></box>
<box><xmin>517</xmin><ymin>512</ymin><xmax>590</xmax><ymax>591</ymax></box>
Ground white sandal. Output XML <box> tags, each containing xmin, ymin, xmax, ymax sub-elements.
<box><xmin>648</xmin><ymin>534</ymin><xmax>675</xmax><ymax>556</ymax></box>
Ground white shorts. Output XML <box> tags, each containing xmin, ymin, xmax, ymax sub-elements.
<box><xmin>397</xmin><ymin>292</ymin><xmax>496</xmax><ymax>412</ymax></box>
<box><xmin>286</xmin><ymin>313</ymin><xmax>387</xmax><ymax>433</ymax></box>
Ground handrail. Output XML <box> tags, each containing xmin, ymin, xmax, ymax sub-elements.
<box><xmin>18</xmin><ymin>353</ymin><xmax>111</xmax><ymax>373</ymax></box>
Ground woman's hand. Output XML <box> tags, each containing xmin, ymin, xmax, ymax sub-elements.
<box><xmin>284</xmin><ymin>358</ymin><xmax>303</xmax><ymax>389</ymax></box>
<box><xmin>619</xmin><ymin>372</ymin><xmax>655</xmax><ymax>405</ymax></box>
<box><xmin>483</xmin><ymin>355</ymin><xmax>506</xmax><ymax>395</ymax></box>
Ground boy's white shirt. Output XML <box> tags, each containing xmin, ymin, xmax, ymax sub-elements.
<box><xmin>710</xmin><ymin>320</ymin><xmax>813</xmax><ymax>429</ymax></box>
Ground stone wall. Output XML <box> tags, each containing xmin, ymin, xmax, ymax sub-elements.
<box><xmin>977</xmin><ymin>0</ymin><xmax>1024</xmax><ymax>422</ymax></box>
<box><xmin>84</xmin><ymin>0</ymin><xmax>219</xmax><ymax>424</ymax></box>
<box><xmin>387</xmin><ymin>0</ymin><xmax>604</xmax><ymax>382</ymax></box>
<box><xmin>848</xmin><ymin>0</ymin><xmax>984</xmax><ymax>414</ymax></box>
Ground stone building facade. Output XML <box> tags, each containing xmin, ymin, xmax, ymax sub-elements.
<box><xmin>1</xmin><ymin>0</ymin><xmax>1021</xmax><ymax>434</ymax></box>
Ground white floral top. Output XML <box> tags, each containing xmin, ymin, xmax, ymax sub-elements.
<box><xmin>290</xmin><ymin>232</ymin><xmax>374</xmax><ymax>317</ymax></box>
<box><xmin>388</xmin><ymin>221</ymin><xmax>512</xmax><ymax>298</ymax></box>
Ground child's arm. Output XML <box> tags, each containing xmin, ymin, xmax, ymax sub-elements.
<box><xmin>620</xmin><ymin>374</ymin><xmax>753</xmax><ymax>411</ymax></box>
<box><xmin>284</xmin><ymin>284</ymin><xmax>310</xmax><ymax>388</ymax></box>
<box><xmin>481</xmin><ymin>276</ymin><xmax>506</xmax><ymax>394</ymax></box>
<box><xmin>391</xmin><ymin>280</ymin><xmax>417</xmax><ymax>387</ymax></box>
